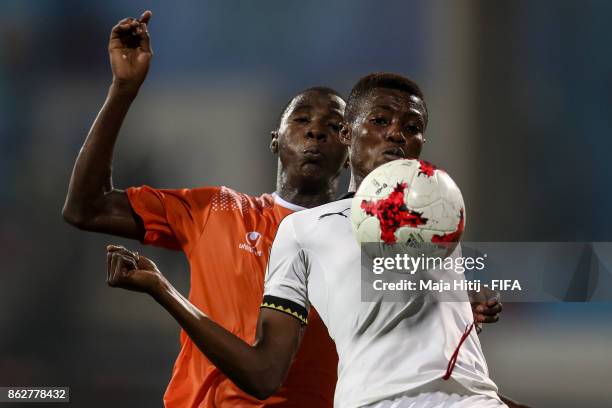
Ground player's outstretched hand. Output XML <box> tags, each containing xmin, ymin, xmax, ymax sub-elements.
<box><xmin>469</xmin><ymin>287</ymin><xmax>502</xmax><ymax>325</ymax></box>
<box><xmin>109</xmin><ymin>10</ymin><xmax>153</xmax><ymax>89</ymax></box>
<box><xmin>106</xmin><ymin>244</ymin><xmax>163</xmax><ymax>295</ymax></box>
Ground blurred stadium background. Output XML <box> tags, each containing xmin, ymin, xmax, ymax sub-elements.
<box><xmin>1</xmin><ymin>0</ymin><xmax>612</xmax><ymax>406</ymax></box>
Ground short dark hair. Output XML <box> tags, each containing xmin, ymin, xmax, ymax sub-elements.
<box><xmin>278</xmin><ymin>86</ymin><xmax>343</xmax><ymax>127</ymax></box>
<box><xmin>344</xmin><ymin>72</ymin><xmax>426</xmax><ymax>125</ymax></box>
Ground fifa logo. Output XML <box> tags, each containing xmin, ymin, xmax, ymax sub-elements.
<box><xmin>239</xmin><ymin>231</ymin><xmax>263</xmax><ymax>256</ymax></box>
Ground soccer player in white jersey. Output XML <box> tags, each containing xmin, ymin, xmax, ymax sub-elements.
<box><xmin>104</xmin><ymin>73</ymin><xmax>527</xmax><ymax>407</ymax></box>
<box><xmin>261</xmin><ymin>73</ymin><xmax>506</xmax><ymax>407</ymax></box>
<box><xmin>258</xmin><ymin>73</ymin><xmax>506</xmax><ymax>407</ymax></box>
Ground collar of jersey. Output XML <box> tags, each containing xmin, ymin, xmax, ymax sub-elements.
<box><xmin>272</xmin><ymin>191</ymin><xmax>355</xmax><ymax>211</ymax></box>
<box><xmin>271</xmin><ymin>192</ymin><xmax>307</xmax><ymax>212</ymax></box>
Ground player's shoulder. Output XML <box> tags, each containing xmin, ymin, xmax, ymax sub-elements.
<box><xmin>203</xmin><ymin>186</ymin><xmax>277</xmax><ymax>213</ymax></box>
<box><xmin>284</xmin><ymin>198</ymin><xmax>353</xmax><ymax>231</ymax></box>
<box><xmin>273</xmin><ymin>198</ymin><xmax>353</xmax><ymax>250</ymax></box>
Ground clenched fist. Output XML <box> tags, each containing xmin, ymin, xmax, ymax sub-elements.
<box><xmin>106</xmin><ymin>244</ymin><xmax>164</xmax><ymax>295</ymax></box>
<box><xmin>109</xmin><ymin>10</ymin><xmax>153</xmax><ymax>89</ymax></box>
<box><xmin>469</xmin><ymin>286</ymin><xmax>503</xmax><ymax>332</ymax></box>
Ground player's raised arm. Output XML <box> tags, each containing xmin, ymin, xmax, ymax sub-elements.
<box><xmin>62</xmin><ymin>11</ymin><xmax>153</xmax><ymax>239</ymax></box>
<box><xmin>106</xmin><ymin>245</ymin><xmax>303</xmax><ymax>400</ymax></box>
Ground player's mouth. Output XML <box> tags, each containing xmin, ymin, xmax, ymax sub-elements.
<box><xmin>302</xmin><ymin>148</ymin><xmax>325</xmax><ymax>162</ymax></box>
<box><xmin>382</xmin><ymin>147</ymin><xmax>406</xmax><ymax>161</ymax></box>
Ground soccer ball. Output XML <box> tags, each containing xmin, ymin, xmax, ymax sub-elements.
<box><xmin>350</xmin><ymin>159</ymin><xmax>465</xmax><ymax>258</ymax></box>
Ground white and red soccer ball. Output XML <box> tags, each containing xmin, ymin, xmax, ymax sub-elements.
<box><xmin>350</xmin><ymin>159</ymin><xmax>465</xmax><ymax>257</ymax></box>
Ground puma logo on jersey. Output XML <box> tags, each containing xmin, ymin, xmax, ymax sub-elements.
<box><xmin>318</xmin><ymin>207</ymin><xmax>350</xmax><ymax>220</ymax></box>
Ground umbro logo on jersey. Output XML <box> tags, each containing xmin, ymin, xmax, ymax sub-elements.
<box><xmin>239</xmin><ymin>231</ymin><xmax>263</xmax><ymax>256</ymax></box>
<box><xmin>318</xmin><ymin>207</ymin><xmax>350</xmax><ymax>220</ymax></box>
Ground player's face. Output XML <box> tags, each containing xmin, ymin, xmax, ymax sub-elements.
<box><xmin>346</xmin><ymin>89</ymin><xmax>426</xmax><ymax>184</ymax></box>
<box><xmin>275</xmin><ymin>91</ymin><xmax>348</xmax><ymax>187</ymax></box>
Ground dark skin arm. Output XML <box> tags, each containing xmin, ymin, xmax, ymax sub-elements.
<box><xmin>62</xmin><ymin>11</ymin><xmax>153</xmax><ymax>240</ymax></box>
<box><xmin>106</xmin><ymin>245</ymin><xmax>303</xmax><ymax>400</ymax></box>
<box><xmin>106</xmin><ymin>245</ymin><xmax>522</xmax><ymax>404</ymax></box>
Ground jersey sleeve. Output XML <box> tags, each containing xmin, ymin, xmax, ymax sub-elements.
<box><xmin>126</xmin><ymin>185</ymin><xmax>219</xmax><ymax>254</ymax></box>
<box><xmin>261</xmin><ymin>215</ymin><xmax>310</xmax><ymax>325</ymax></box>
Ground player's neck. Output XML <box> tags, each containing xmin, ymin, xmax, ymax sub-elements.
<box><xmin>275</xmin><ymin>184</ymin><xmax>337</xmax><ymax>209</ymax></box>
<box><xmin>347</xmin><ymin>172</ymin><xmax>363</xmax><ymax>194</ymax></box>
<box><xmin>275</xmin><ymin>164</ymin><xmax>342</xmax><ymax>208</ymax></box>
<box><xmin>276</xmin><ymin>173</ymin><xmax>339</xmax><ymax>208</ymax></box>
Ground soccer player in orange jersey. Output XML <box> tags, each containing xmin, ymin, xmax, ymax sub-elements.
<box><xmin>63</xmin><ymin>11</ymin><xmax>502</xmax><ymax>408</ymax></box>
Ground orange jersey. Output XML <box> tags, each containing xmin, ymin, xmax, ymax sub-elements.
<box><xmin>126</xmin><ymin>185</ymin><xmax>338</xmax><ymax>408</ymax></box>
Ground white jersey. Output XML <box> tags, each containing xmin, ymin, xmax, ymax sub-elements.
<box><xmin>262</xmin><ymin>198</ymin><xmax>501</xmax><ymax>408</ymax></box>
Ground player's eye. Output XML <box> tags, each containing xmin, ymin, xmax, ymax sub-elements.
<box><xmin>329</xmin><ymin>123</ymin><xmax>341</xmax><ymax>132</ymax></box>
<box><xmin>405</xmin><ymin>124</ymin><xmax>422</xmax><ymax>133</ymax></box>
<box><xmin>294</xmin><ymin>117</ymin><xmax>310</xmax><ymax>123</ymax></box>
<box><xmin>370</xmin><ymin>117</ymin><xmax>388</xmax><ymax>126</ymax></box>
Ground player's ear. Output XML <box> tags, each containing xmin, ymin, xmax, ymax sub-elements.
<box><xmin>339</xmin><ymin>122</ymin><xmax>351</xmax><ymax>147</ymax></box>
<box><xmin>270</xmin><ymin>130</ymin><xmax>279</xmax><ymax>154</ymax></box>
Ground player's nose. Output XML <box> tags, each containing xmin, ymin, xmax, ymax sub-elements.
<box><xmin>385</xmin><ymin>124</ymin><xmax>406</xmax><ymax>144</ymax></box>
<box><xmin>306</xmin><ymin>125</ymin><xmax>328</xmax><ymax>142</ymax></box>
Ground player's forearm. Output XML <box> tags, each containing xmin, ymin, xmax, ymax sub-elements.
<box><xmin>499</xmin><ymin>394</ymin><xmax>532</xmax><ymax>408</ymax></box>
<box><xmin>151</xmin><ymin>278</ymin><xmax>286</xmax><ymax>399</ymax></box>
<box><xmin>63</xmin><ymin>82</ymin><xmax>139</xmax><ymax>222</ymax></box>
